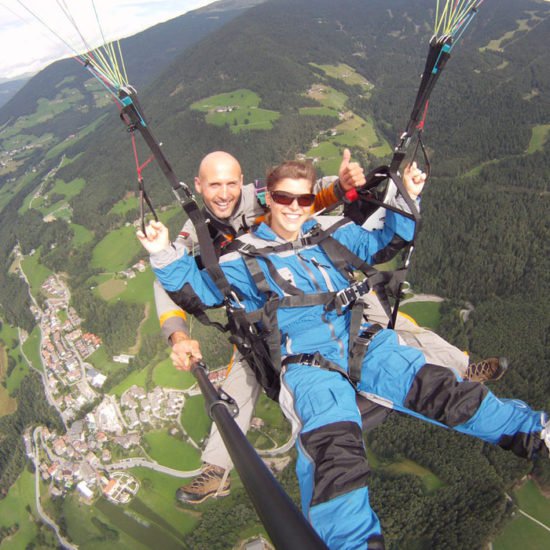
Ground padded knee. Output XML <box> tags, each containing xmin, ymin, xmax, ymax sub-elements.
<box><xmin>404</xmin><ymin>363</ymin><xmax>488</xmax><ymax>427</ymax></box>
<box><xmin>300</xmin><ymin>421</ymin><xmax>370</xmax><ymax>506</ymax></box>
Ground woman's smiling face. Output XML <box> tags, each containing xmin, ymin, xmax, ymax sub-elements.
<box><xmin>266</xmin><ymin>177</ymin><xmax>314</xmax><ymax>241</ymax></box>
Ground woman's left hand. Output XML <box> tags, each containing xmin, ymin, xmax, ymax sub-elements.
<box><xmin>403</xmin><ymin>161</ymin><xmax>427</xmax><ymax>200</ymax></box>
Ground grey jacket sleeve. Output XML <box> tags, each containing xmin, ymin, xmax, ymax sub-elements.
<box><xmin>153</xmin><ymin>218</ymin><xmax>196</xmax><ymax>343</ymax></box>
<box><xmin>154</xmin><ymin>279</ymin><xmax>189</xmax><ymax>343</ymax></box>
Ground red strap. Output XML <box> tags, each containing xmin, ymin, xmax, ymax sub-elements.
<box><xmin>116</xmin><ymin>103</ymin><xmax>154</xmax><ymax>182</ymax></box>
<box><xmin>129</xmin><ymin>131</ymin><xmax>154</xmax><ymax>181</ymax></box>
<box><xmin>416</xmin><ymin>100</ymin><xmax>430</xmax><ymax>131</ymax></box>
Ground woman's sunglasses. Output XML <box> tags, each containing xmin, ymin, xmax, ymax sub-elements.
<box><xmin>270</xmin><ymin>190</ymin><xmax>315</xmax><ymax>207</ymax></box>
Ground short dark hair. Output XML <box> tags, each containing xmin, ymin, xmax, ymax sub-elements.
<box><xmin>266</xmin><ymin>160</ymin><xmax>316</xmax><ymax>192</ymax></box>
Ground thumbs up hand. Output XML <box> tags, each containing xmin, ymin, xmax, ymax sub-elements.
<box><xmin>338</xmin><ymin>148</ymin><xmax>366</xmax><ymax>191</ymax></box>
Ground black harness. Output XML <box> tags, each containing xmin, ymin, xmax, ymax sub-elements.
<box><xmin>169</xmin><ymin>217</ymin><xmax>409</xmax><ymax>399</ymax></box>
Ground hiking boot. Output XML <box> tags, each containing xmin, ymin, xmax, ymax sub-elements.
<box><xmin>465</xmin><ymin>357</ymin><xmax>509</xmax><ymax>383</ymax></box>
<box><xmin>175</xmin><ymin>464</ymin><xmax>230</xmax><ymax>504</ymax></box>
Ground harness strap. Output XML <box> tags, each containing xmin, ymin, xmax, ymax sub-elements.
<box><xmin>348</xmin><ymin>323</ymin><xmax>383</xmax><ymax>384</ymax></box>
<box><xmin>320</xmin><ymin>236</ymin><xmax>381</xmax><ymax>281</ymax></box>
<box><xmin>242</xmin><ymin>254</ymin><xmax>305</xmax><ymax>297</ymax></box>
<box><xmin>348</xmin><ymin>302</ymin><xmax>367</xmax><ymax>383</ymax></box>
<box><xmin>242</xmin><ymin>257</ymin><xmax>373</xmax><ymax>315</ymax></box>
<box><xmin>282</xmin><ymin>323</ymin><xmax>383</xmax><ymax>389</ymax></box>
<box><xmin>282</xmin><ymin>352</ymin><xmax>352</xmax><ymax>384</ymax></box>
<box><xmin>226</xmin><ymin>303</ymin><xmax>281</xmax><ymax>399</ymax></box>
<box><xmin>320</xmin><ymin>236</ymin><xmax>407</xmax><ymax>320</ymax></box>
<box><xmin>237</xmin><ymin>219</ymin><xmax>350</xmax><ymax>257</ymax></box>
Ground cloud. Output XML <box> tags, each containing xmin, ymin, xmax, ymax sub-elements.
<box><xmin>0</xmin><ymin>0</ymin><xmax>212</xmax><ymax>79</ymax></box>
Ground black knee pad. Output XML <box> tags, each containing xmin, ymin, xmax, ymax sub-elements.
<box><xmin>301</xmin><ymin>421</ymin><xmax>370</xmax><ymax>506</ymax></box>
<box><xmin>404</xmin><ymin>363</ymin><xmax>488</xmax><ymax>427</ymax></box>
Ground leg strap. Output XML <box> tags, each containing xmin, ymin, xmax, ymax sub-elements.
<box><xmin>282</xmin><ymin>352</ymin><xmax>351</xmax><ymax>382</ymax></box>
<box><xmin>348</xmin><ymin>323</ymin><xmax>383</xmax><ymax>384</ymax></box>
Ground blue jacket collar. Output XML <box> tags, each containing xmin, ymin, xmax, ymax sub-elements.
<box><xmin>254</xmin><ymin>219</ymin><xmax>318</xmax><ymax>242</ymax></box>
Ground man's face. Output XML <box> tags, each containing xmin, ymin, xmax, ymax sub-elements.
<box><xmin>195</xmin><ymin>160</ymin><xmax>243</xmax><ymax>220</ymax></box>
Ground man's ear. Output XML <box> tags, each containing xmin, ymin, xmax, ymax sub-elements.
<box><xmin>194</xmin><ymin>176</ymin><xmax>202</xmax><ymax>194</ymax></box>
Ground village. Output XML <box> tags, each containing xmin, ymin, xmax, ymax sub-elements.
<box><xmin>17</xmin><ymin>271</ymin><xmax>224</xmax><ymax>508</ymax></box>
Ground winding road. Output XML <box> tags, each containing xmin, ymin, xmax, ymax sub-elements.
<box><xmin>32</xmin><ymin>428</ymin><xmax>78</xmax><ymax>550</ymax></box>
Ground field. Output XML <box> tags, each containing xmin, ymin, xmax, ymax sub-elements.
<box><xmin>0</xmin><ymin>169</ymin><xmax>40</xmax><ymax>213</ymax></box>
<box><xmin>143</xmin><ymin>430</ymin><xmax>201</xmax><ymax>470</ymax></box>
<box><xmin>384</xmin><ymin>459</ymin><xmax>443</xmax><ymax>492</ymax></box>
<box><xmin>30</xmin><ymin>176</ymin><xmax>87</xmax><ymax>220</ymax></box>
<box><xmin>51</xmin><ymin>177</ymin><xmax>85</xmax><ymax>200</ymax></box>
<box><xmin>152</xmin><ymin>357</ymin><xmax>195</xmax><ymax>390</ymax></box>
<box><xmin>110</xmin><ymin>366</ymin><xmax>149</xmax><ymax>397</ymax></box>
<box><xmin>247</xmin><ymin>392</ymin><xmax>291</xmax><ymax>449</ymax></box>
<box><xmin>479</xmin><ymin>18</ymin><xmax>532</xmax><ymax>52</ymax></box>
<box><xmin>527</xmin><ymin>124</ymin><xmax>550</xmax><ymax>154</ymax></box>
<box><xmin>0</xmin><ymin>89</ymin><xmax>84</xmax><ymax>145</ymax></box>
<box><xmin>61</xmin><ymin>493</ymin><xmax>149</xmax><ymax>550</ymax></box>
<box><xmin>91</xmin><ymin>205</ymin><xmax>180</xmax><ymax>274</ymax></box>
<box><xmin>87</xmin><ymin>346</ymin><xmax>126</xmax><ymax>375</ymax></box>
<box><xmin>310</xmin><ymin>63</ymin><xmax>374</xmax><ymax>94</ymax></box>
<box><xmin>305</xmin><ymin>84</ymin><xmax>348</xmax><ymax>111</ymax></box>
<box><xmin>366</xmin><ymin>444</ymin><xmax>443</xmax><ymax>493</ymax></box>
<box><xmin>307</xmin><ymin>117</ymin><xmax>391</xmax><ymax>175</ymax></box>
<box><xmin>91</xmin><ymin>224</ymin><xmax>143</xmax><ymax>272</ymax></box>
<box><xmin>44</xmin><ymin>114</ymin><xmax>108</xmax><ymax>161</ymax></box>
<box><xmin>0</xmin><ymin>469</ymin><xmax>39</xmax><ymax>548</ymax></box>
<box><xmin>21</xmin><ymin>324</ymin><xmax>43</xmax><ymax>372</ymax></box>
<box><xmin>301</xmin><ymin>64</ymin><xmax>388</xmax><ymax>173</ymax></box>
<box><xmin>399</xmin><ymin>301</ymin><xmax>442</xmax><ymax>331</ymax></box>
<box><xmin>96</xmin><ymin>278</ymin><xmax>127</xmax><ymax>301</ymax></box>
<box><xmin>109</xmin><ymin>195</ymin><xmax>139</xmax><ymax>216</ymax></box>
<box><xmin>139</xmin><ymin>299</ymin><xmax>163</xmax><ymax>336</ymax></box>
<box><xmin>303</xmin><ymin>85</ymin><xmax>391</xmax><ymax>175</ymax></box>
<box><xmin>180</xmin><ymin>393</ymin><xmax>212</xmax><ymax>445</ymax></box>
<box><xmin>6</xmin><ymin>357</ymin><xmax>29</xmax><ymax>394</ymax></box>
<box><xmin>117</xmin><ymin>269</ymin><xmax>155</xmax><ymax>304</ymax></box>
<box><xmin>494</xmin><ymin>480</ymin><xmax>550</xmax><ymax>550</ymax></box>
<box><xmin>299</xmin><ymin>106</ymin><xmax>339</xmax><ymax>118</ymax></box>
<box><xmin>130</xmin><ymin>467</ymin><xmax>199</xmax><ymax>533</ymax></box>
<box><xmin>0</xmin><ymin>340</ymin><xmax>17</xmax><ymax>416</ymax></box>
<box><xmin>21</xmin><ymin>249</ymin><xmax>53</xmax><ymax>297</ymax></box>
<box><xmin>191</xmin><ymin>88</ymin><xmax>280</xmax><ymax>133</ymax></box>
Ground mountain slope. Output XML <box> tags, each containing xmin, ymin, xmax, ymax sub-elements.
<box><xmin>0</xmin><ymin>0</ymin><xmax>264</xmax><ymax>126</ymax></box>
<box><xmin>0</xmin><ymin>77</ymin><xmax>30</xmax><ymax>110</ymax></box>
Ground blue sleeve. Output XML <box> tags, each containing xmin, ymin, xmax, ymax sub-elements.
<box><xmin>150</xmin><ymin>243</ymin><xmax>223</xmax><ymax>306</ymax></box>
<box><xmin>334</xmin><ymin>209</ymin><xmax>415</xmax><ymax>264</ymax></box>
<box><xmin>150</xmin><ymin>242</ymin><xmax>263</xmax><ymax>309</ymax></box>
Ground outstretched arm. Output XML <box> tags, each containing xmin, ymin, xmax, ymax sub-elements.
<box><xmin>333</xmin><ymin>162</ymin><xmax>426</xmax><ymax>263</ymax></box>
<box><xmin>138</xmin><ymin>221</ymin><xmax>214</xmax><ymax>370</ymax></box>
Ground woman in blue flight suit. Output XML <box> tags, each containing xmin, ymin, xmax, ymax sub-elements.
<box><xmin>138</xmin><ymin>160</ymin><xmax>549</xmax><ymax>550</ymax></box>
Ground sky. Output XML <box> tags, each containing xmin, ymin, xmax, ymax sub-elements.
<box><xmin>0</xmin><ymin>0</ymin><xmax>215</xmax><ymax>80</ymax></box>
